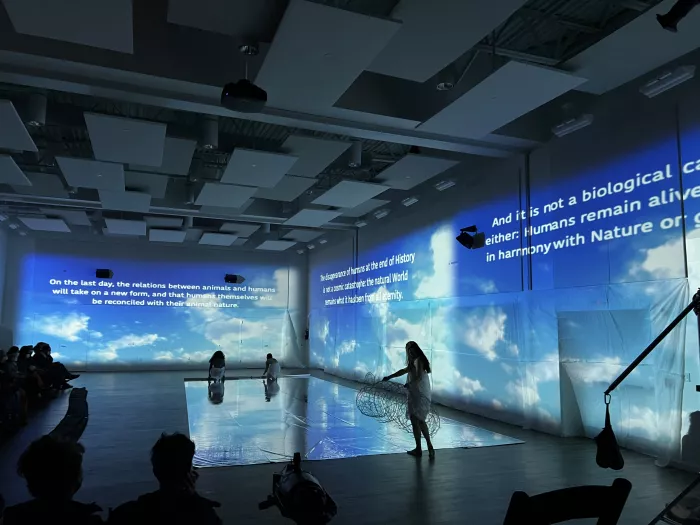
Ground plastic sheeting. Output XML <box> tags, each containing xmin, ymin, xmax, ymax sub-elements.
<box><xmin>310</xmin><ymin>278</ymin><xmax>689</xmax><ymax>464</ymax></box>
<box><xmin>184</xmin><ymin>377</ymin><xmax>522</xmax><ymax>468</ymax></box>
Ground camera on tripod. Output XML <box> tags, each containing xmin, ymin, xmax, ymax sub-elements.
<box><xmin>259</xmin><ymin>452</ymin><xmax>337</xmax><ymax>525</ymax></box>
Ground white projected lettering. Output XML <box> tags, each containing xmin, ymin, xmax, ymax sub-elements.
<box><xmin>483</xmin><ymin>162</ymin><xmax>695</xmax><ymax>262</ymax></box>
<box><xmin>47</xmin><ymin>278</ymin><xmax>278</xmax><ymax>307</ymax></box>
<box><xmin>320</xmin><ymin>252</ymin><xmax>416</xmax><ymax>306</ymax></box>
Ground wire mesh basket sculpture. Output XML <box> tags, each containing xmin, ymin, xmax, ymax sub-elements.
<box><xmin>356</xmin><ymin>372</ymin><xmax>440</xmax><ymax>437</ymax></box>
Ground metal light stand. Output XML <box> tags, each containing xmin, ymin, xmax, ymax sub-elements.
<box><xmin>632</xmin><ymin>288</ymin><xmax>700</xmax><ymax>525</ymax></box>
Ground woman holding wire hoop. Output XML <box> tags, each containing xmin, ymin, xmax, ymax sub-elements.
<box><xmin>383</xmin><ymin>341</ymin><xmax>435</xmax><ymax>458</ymax></box>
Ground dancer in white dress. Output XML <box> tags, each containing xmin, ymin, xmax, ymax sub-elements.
<box><xmin>383</xmin><ymin>341</ymin><xmax>435</xmax><ymax>458</ymax></box>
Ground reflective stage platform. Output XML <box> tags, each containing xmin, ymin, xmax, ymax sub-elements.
<box><xmin>185</xmin><ymin>376</ymin><xmax>523</xmax><ymax>468</ymax></box>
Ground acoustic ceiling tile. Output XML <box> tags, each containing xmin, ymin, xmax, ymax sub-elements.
<box><xmin>368</xmin><ymin>0</ymin><xmax>528</xmax><ymax>82</ymax></box>
<box><xmin>283</xmin><ymin>136</ymin><xmax>351</xmax><ymax>178</ymax></box>
<box><xmin>219</xmin><ymin>222</ymin><xmax>261</xmax><ymax>237</ymax></box>
<box><xmin>148</xmin><ymin>229</ymin><xmax>187</xmax><ymax>243</ymax></box>
<box><xmin>418</xmin><ymin>61</ymin><xmax>586</xmax><ymax>139</ymax></box>
<box><xmin>341</xmin><ymin>198</ymin><xmax>390</xmax><ymax>218</ymax></box>
<box><xmin>125</xmin><ymin>171</ymin><xmax>170</xmax><ymax>199</ymax></box>
<box><xmin>167</xmin><ymin>0</ymin><xmax>273</xmax><ymax>38</ymax></box>
<box><xmin>254</xmin><ymin>176</ymin><xmax>316</xmax><ymax>202</ymax></box>
<box><xmin>16</xmin><ymin>172</ymin><xmax>68</xmax><ymax>198</ymax></box>
<box><xmin>130</xmin><ymin>137</ymin><xmax>197</xmax><ymax>176</ymax></box>
<box><xmin>283</xmin><ymin>209</ymin><xmax>341</xmax><ymax>227</ymax></box>
<box><xmin>145</xmin><ymin>216</ymin><xmax>184</xmax><ymax>228</ymax></box>
<box><xmin>256</xmin><ymin>240</ymin><xmax>297</xmax><ymax>251</ymax></box>
<box><xmin>18</xmin><ymin>217</ymin><xmax>70</xmax><ymax>233</ymax></box>
<box><xmin>199</xmin><ymin>233</ymin><xmax>238</xmax><ymax>246</ymax></box>
<box><xmin>195</xmin><ymin>183</ymin><xmax>257</xmax><ymax>208</ymax></box>
<box><xmin>0</xmin><ymin>100</ymin><xmax>37</xmax><ymax>152</ymax></box>
<box><xmin>0</xmin><ymin>155</ymin><xmax>32</xmax><ymax>186</ymax></box>
<box><xmin>232</xmin><ymin>238</ymin><xmax>248</xmax><ymax>247</ymax></box>
<box><xmin>104</xmin><ymin>218</ymin><xmax>147</xmax><ymax>236</ymax></box>
<box><xmin>312</xmin><ymin>180</ymin><xmax>389</xmax><ymax>208</ymax></box>
<box><xmin>185</xmin><ymin>228</ymin><xmax>203</xmax><ymax>242</ymax></box>
<box><xmin>255</xmin><ymin>0</ymin><xmax>401</xmax><ymax>111</ymax></box>
<box><xmin>220</xmin><ymin>148</ymin><xmax>298</xmax><ymax>188</ymax></box>
<box><xmin>56</xmin><ymin>157</ymin><xmax>125</xmax><ymax>191</ymax></box>
<box><xmin>98</xmin><ymin>190</ymin><xmax>152</xmax><ymax>213</ymax></box>
<box><xmin>84</xmin><ymin>113</ymin><xmax>167</xmax><ymax>167</ymax></box>
<box><xmin>39</xmin><ymin>209</ymin><xmax>92</xmax><ymax>226</ymax></box>
<box><xmin>2</xmin><ymin>0</ymin><xmax>134</xmax><ymax>53</ymax></box>
<box><xmin>375</xmin><ymin>154</ymin><xmax>460</xmax><ymax>190</ymax></box>
<box><xmin>283</xmin><ymin>229</ymin><xmax>322</xmax><ymax>242</ymax></box>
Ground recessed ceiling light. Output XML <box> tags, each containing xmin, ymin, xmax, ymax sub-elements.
<box><xmin>296</xmin><ymin>249</ymin><xmax>305</xmax><ymax>254</ymax></box>
<box><xmin>319</xmin><ymin>239</ymin><xmax>327</xmax><ymax>244</ymax></box>
<box><xmin>19</xmin><ymin>231</ymin><xmax>26</xmax><ymax>236</ymax></box>
<box><xmin>8</xmin><ymin>223</ymin><xmax>18</xmax><ymax>229</ymax></box>
<box><xmin>402</xmin><ymin>197</ymin><xmax>418</xmax><ymax>207</ymax></box>
<box><xmin>374</xmin><ymin>209</ymin><xmax>390</xmax><ymax>219</ymax></box>
<box><xmin>435</xmin><ymin>180</ymin><xmax>455</xmax><ymax>191</ymax></box>
<box><xmin>96</xmin><ymin>173</ymin><xmax>103</xmax><ymax>178</ymax></box>
<box><xmin>354</xmin><ymin>220</ymin><xmax>367</xmax><ymax>228</ymax></box>
<box><xmin>308</xmin><ymin>244</ymin><xmax>315</xmax><ymax>250</ymax></box>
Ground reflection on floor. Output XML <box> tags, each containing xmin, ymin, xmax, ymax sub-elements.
<box><xmin>185</xmin><ymin>375</ymin><xmax>523</xmax><ymax>467</ymax></box>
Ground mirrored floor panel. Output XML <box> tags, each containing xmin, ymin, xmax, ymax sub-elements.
<box><xmin>185</xmin><ymin>376</ymin><xmax>523</xmax><ymax>468</ymax></box>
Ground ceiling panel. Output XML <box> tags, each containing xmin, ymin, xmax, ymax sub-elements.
<box><xmin>0</xmin><ymin>100</ymin><xmax>37</xmax><ymax>152</ymax></box>
<box><xmin>125</xmin><ymin>171</ymin><xmax>169</xmax><ymax>199</ymax></box>
<box><xmin>167</xmin><ymin>0</ymin><xmax>275</xmax><ymax>37</ymax></box>
<box><xmin>130</xmin><ymin>137</ymin><xmax>197</xmax><ymax>176</ymax></box>
<box><xmin>39</xmin><ymin>208</ymin><xmax>91</xmax><ymax>226</ymax></box>
<box><xmin>145</xmin><ymin>216</ymin><xmax>184</xmax><ymax>228</ymax></box>
<box><xmin>0</xmin><ymin>155</ymin><xmax>32</xmax><ymax>186</ymax></box>
<box><xmin>220</xmin><ymin>148</ymin><xmax>298</xmax><ymax>188</ymax></box>
<box><xmin>185</xmin><ymin>228</ymin><xmax>203</xmax><ymax>242</ymax></box>
<box><xmin>56</xmin><ymin>157</ymin><xmax>125</xmax><ymax>191</ymax></box>
<box><xmin>283</xmin><ymin>208</ymin><xmax>342</xmax><ymax>227</ymax></box>
<box><xmin>283</xmin><ymin>136</ymin><xmax>351</xmax><ymax>178</ymax></box>
<box><xmin>375</xmin><ymin>154</ymin><xmax>460</xmax><ymax>190</ymax></box>
<box><xmin>84</xmin><ymin>113</ymin><xmax>167</xmax><ymax>167</ymax></box>
<box><xmin>341</xmin><ymin>198</ymin><xmax>390</xmax><ymax>218</ymax></box>
<box><xmin>232</xmin><ymin>238</ymin><xmax>248</xmax><ymax>247</ymax></box>
<box><xmin>255</xmin><ymin>0</ymin><xmax>401</xmax><ymax>111</ymax></box>
<box><xmin>104</xmin><ymin>218</ymin><xmax>146</xmax><ymax>236</ymax></box>
<box><xmin>418</xmin><ymin>62</ymin><xmax>586</xmax><ymax>139</ymax></box>
<box><xmin>565</xmin><ymin>0</ymin><xmax>700</xmax><ymax>94</ymax></box>
<box><xmin>98</xmin><ymin>190</ymin><xmax>152</xmax><ymax>213</ymax></box>
<box><xmin>199</xmin><ymin>233</ymin><xmax>238</xmax><ymax>246</ymax></box>
<box><xmin>16</xmin><ymin>172</ymin><xmax>69</xmax><ymax>197</ymax></box>
<box><xmin>19</xmin><ymin>216</ymin><xmax>70</xmax><ymax>233</ymax></box>
<box><xmin>254</xmin><ymin>175</ymin><xmax>316</xmax><ymax>202</ymax></box>
<box><xmin>368</xmin><ymin>0</ymin><xmax>527</xmax><ymax>82</ymax></box>
<box><xmin>219</xmin><ymin>222</ymin><xmax>261</xmax><ymax>237</ymax></box>
<box><xmin>312</xmin><ymin>180</ymin><xmax>389</xmax><ymax>208</ymax></box>
<box><xmin>256</xmin><ymin>240</ymin><xmax>297</xmax><ymax>251</ymax></box>
<box><xmin>283</xmin><ymin>229</ymin><xmax>322</xmax><ymax>242</ymax></box>
<box><xmin>148</xmin><ymin>229</ymin><xmax>187</xmax><ymax>243</ymax></box>
<box><xmin>195</xmin><ymin>183</ymin><xmax>257</xmax><ymax>208</ymax></box>
<box><xmin>2</xmin><ymin>0</ymin><xmax>134</xmax><ymax>53</ymax></box>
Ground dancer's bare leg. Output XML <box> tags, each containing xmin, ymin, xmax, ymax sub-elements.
<box><xmin>407</xmin><ymin>416</ymin><xmax>422</xmax><ymax>456</ymax></box>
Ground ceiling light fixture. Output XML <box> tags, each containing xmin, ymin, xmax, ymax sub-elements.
<box><xmin>8</xmin><ymin>223</ymin><xmax>18</xmax><ymax>230</ymax></box>
<box><xmin>436</xmin><ymin>82</ymin><xmax>454</xmax><ymax>91</ymax></box>
<box><xmin>374</xmin><ymin>209</ymin><xmax>390</xmax><ymax>219</ymax></box>
<box><xmin>296</xmin><ymin>249</ymin><xmax>305</xmax><ymax>254</ymax></box>
<box><xmin>640</xmin><ymin>65</ymin><xmax>696</xmax><ymax>98</ymax></box>
<box><xmin>402</xmin><ymin>197</ymin><xmax>418</xmax><ymax>207</ymax></box>
<box><xmin>552</xmin><ymin>114</ymin><xmax>594</xmax><ymax>138</ymax></box>
<box><xmin>319</xmin><ymin>239</ymin><xmax>327</xmax><ymax>244</ymax></box>
<box><xmin>0</xmin><ymin>214</ymin><xmax>7</xmax><ymax>222</ymax></box>
<box><xmin>18</xmin><ymin>231</ymin><xmax>27</xmax><ymax>236</ymax></box>
<box><xmin>435</xmin><ymin>180</ymin><xmax>455</xmax><ymax>191</ymax></box>
<box><xmin>308</xmin><ymin>244</ymin><xmax>315</xmax><ymax>250</ymax></box>
<box><xmin>354</xmin><ymin>220</ymin><xmax>367</xmax><ymax>228</ymax></box>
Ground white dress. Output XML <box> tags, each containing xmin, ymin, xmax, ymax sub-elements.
<box><xmin>265</xmin><ymin>358</ymin><xmax>281</xmax><ymax>379</ymax></box>
<box><xmin>406</xmin><ymin>358</ymin><xmax>431</xmax><ymax>422</ymax></box>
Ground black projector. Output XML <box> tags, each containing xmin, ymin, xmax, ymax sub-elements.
<box><xmin>221</xmin><ymin>79</ymin><xmax>267</xmax><ymax>113</ymax></box>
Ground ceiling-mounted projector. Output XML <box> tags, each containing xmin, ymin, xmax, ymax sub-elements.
<box><xmin>221</xmin><ymin>79</ymin><xmax>267</xmax><ymax>113</ymax></box>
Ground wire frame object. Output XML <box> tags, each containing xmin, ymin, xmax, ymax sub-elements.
<box><xmin>356</xmin><ymin>372</ymin><xmax>440</xmax><ymax>437</ymax></box>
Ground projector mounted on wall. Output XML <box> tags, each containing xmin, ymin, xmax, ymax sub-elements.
<box><xmin>552</xmin><ymin>114</ymin><xmax>594</xmax><ymax>138</ymax></box>
<box><xmin>640</xmin><ymin>65</ymin><xmax>696</xmax><ymax>98</ymax></box>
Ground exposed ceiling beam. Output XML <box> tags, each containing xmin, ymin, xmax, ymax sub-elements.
<box><xmin>520</xmin><ymin>8</ymin><xmax>600</xmax><ymax>34</ymax></box>
<box><xmin>473</xmin><ymin>44</ymin><xmax>560</xmax><ymax>67</ymax></box>
<box><xmin>0</xmin><ymin>51</ymin><xmax>525</xmax><ymax>158</ymax></box>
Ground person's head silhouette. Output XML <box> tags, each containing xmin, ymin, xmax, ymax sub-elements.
<box><xmin>17</xmin><ymin>435</ymin><xmax>85</xmax><ymax>501</ymax></box>
<box><xmin>151</xmin><ymin>433</ymin><xmax>197</xmax><ymax>493</ymax></box>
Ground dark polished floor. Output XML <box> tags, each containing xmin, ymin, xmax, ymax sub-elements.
<box><xmin>0</xmin><ymin>370</ymin><xmax>697</xmax><ymax>525</ymax></box>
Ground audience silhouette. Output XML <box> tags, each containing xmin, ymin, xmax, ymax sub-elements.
<box><xmin>3</xmin><ymin>435</ymin><xmax>102</xmax><ymax>525</ymax></box>
<box><xmin>108</xmin><ymin>433</ymin><xmax>222</xmax><ymax>525</ymax></box>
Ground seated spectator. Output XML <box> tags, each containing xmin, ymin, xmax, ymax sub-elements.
<box><xmin>0</xmin><ymin>349</ymin><xmax>28</xmax><ymax>425</ymax></box>
<box><xmin>16</xmin><ymin>347</ymin><xmax>44</xmax><ymax>399</ymax></box>
<box><xmin>263</xmin><ymin>353</ymin><xmax>281</xmax><ymax>381</ymax></box>
<box><xmin>3</xmin><ymin>435</ymin><xmax>102</xmax><ymax>525</ymax></box>
<box><xmin>32</xmin><ymin>343</ymin><xmax>78</xmax><ymax>390</ymax></box>
<box><xmin>108</xmin><ymin>433</ymin><xmax>221</xmax><ymax>525</ymax></box>
<box><xmin>208</xmin><ymin>351</ymin><xmax>225</xmax><ymax>383</ymax></box>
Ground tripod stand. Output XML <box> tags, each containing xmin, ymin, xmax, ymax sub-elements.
<box><xmin>626</xmin><ymin>288</ymin><xmax>700</xmax><ymax>525</ymax></box>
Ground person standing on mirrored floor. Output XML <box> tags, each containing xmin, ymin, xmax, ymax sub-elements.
<box><xmin>263</xmin><ymin>353</ymin><xmax>281</xmax><ymax>381</ymax></box>
<box><xmin>383</xmin><ymin>341</ymin><xmax>435</xmax><ymax>458</ymax></box>
<box><xmin>208</xmin><ymin>351</ymin><xmax>225</xmax><ymax>383</ymax></box>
